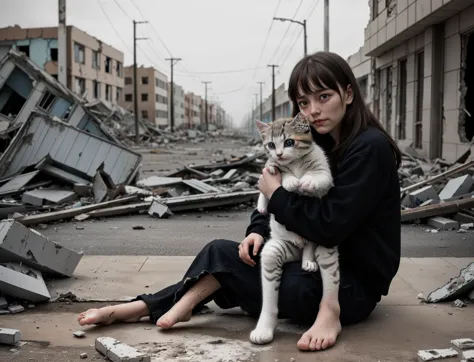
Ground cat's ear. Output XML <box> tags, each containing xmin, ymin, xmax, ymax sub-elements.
<box><xmin>255</xmin><ymin>120</ymin><xmax>270</xmax><ymax>133</ymax></box>
<box><xmin>289</xmin><ymin>112</ymin><xmax>311</xmax><ymax>133</ymax></box>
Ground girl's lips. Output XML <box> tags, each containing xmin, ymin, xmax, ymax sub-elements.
<box><xmin>313</xmin><ymin>119</ymin><xmax>326</xmax><ymax>125</ymax></box>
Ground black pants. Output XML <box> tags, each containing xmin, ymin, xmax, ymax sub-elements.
<box><xmin>134</xmin><ymin>239</ymin><xmax>379</xmax><ymax>326</ymax></box>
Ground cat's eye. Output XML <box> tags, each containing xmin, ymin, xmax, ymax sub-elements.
<box><xmin>284</xmin><ymin>139</ymin><xmax>295</xmax><ymax>147</ymax></box>
<box><xmin>267</xmin><ymin>142</ymin><xmax>275</xmax><ymax>150</ymax></box>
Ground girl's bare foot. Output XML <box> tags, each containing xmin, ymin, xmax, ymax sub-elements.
<box><xmin>156</xmin><ymin>303</ymin><xmax>192</xmax><ymax>329</ymax></box>
<box><xmin>77</xmin><ymin>301</ymin><xmax>148</xmax><ymax>326</ymax></box>
<box><xmin>297</xmin><ymin>301</ymin><xmax>341</xmax><ymax>351</ymax></box>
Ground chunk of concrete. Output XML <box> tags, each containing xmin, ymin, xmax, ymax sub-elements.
<box><xmin>0</xmin><ymin>296</ymin><xmax>7</xmax><ymax>309</ymax></box>
<box><xmin>427</xmin><ymin>217</ymin><xmax>459</xmax><ymax>230</ymax></box>
<box><xmin>95</xmin><ymin>336</ymin><xmax>151</xmax><ymax>362</ymax></box>
<box><xmin>0</xmin><ymin>220</ymin><xmax>82</xmax><ymax>277</ymax></box>
<box><xmin>417</xmin><ymin>348</ymin><xmax>458</xmax><ymax>361</ymax></box>
<box><xmin>0</xmin><ymin>328</ymin><xmax>21</xmax><ymax>345</ymax></box>
<box><xmin>451</xmin><ymin>338</ymin><xmax>474</xmax><ymax>350</ymax></box>
<box><xmin>426</xmin><ymin>262</ymin><xmax>474</xmax><ymax>303</ymax></box>
<box><xmin>73</xmin><ymin>331</ymin><xmax>86</xmax><ymax>338</ymax></box>
<box><xmin>402</xmin><ymin>185</ymin><xmax>440</xmax><ymax>208</ymax></box>
<box><xmin>439</xmin><ymin>175</ymin><xmax>474</xmax><ymax>200</ymax></box>
<box><xmin>463</xmin><ymin>349</ymin><xmax>474</xmax><ymax>361</ymax></box>
<box><xmin>0</xmin><ymin>262</ymin><xmax>50</xmax><ymax>302</ymax></box>
<box><xmin>8</xmin><ymin>305</ymin><xmax>24</xmax><ymax>314</ymax></box>
<box><xmin>136</xmin><ymin>176</ymin><xmax>182</xmax><ymax>188</ymax></box>
<box><xmin>22</xmin><ymin>189</ymin><xmax>77</xmax><ymax>206</ymax></box>
<box><xmin>148</xmin><ymin>200</ymin><xmax>172</xmax><ymax>219</ymax></box>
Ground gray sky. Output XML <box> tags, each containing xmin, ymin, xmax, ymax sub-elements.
<box><xmin>0</xmin><ymin>0</ymin><xmax>369</xmax><ymax>126</ymax></box>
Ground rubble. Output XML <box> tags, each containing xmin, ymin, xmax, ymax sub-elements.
<box><xmin>417</xmin><ymin>348</ymin><xmax>458</xmax><ymax>361</ymax></box>
<box><xmin>451</xmin><ymin>338</ymin><xmax>474</xmax><ymax>350</ymax></box>
<box><xmin>95</xmin><ymin>336</ymin><xmax>151</xmax><ymax>362</ymax></box>
<box><xmin>425</xmin><ymin>262</ymin><xmax>474</xmax><ymax>303</ymax></box>
<box><xmin>0</xmin><ymin>328</ymin><xmax>21</xmax><ymax>345</ymax></box>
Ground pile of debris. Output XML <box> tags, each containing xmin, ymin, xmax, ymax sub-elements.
<box><xmin>398</xmin><ymin>147</ymin><xmax>474</xmax><ymax>231</ymax></box>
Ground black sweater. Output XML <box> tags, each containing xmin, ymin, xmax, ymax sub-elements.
<box><xmin>245</xmin><ymin>126</ymin><xmax>401</xmax><ymax>299</ymax></box>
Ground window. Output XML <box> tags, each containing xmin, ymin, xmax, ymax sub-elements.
<box><xmin>372</xmin><ymin>0</ymin><xmax>378</xmax><ymax>20</ymax></box>
<box><xmin>74</xmin><ymin>43</ymin><xmax>85</xmax><ymax>64</ymax></box>
<box><xmin>105</xmin><ymin>56</ymin><xmax>112</xmax><ymax>74</ymax></box>
<box><xmin>93</xmin><ymin>81</ymin><xmax>101</xmax><ymax>99</ymax></box>
<box><xmin>141</xmin><ymin>93</ymin><xmax>148</xmax><ymax>102</ymax></box>
<box><xmin>38</xmin><ymin>91</ymin><xmax>56</xmax><ymax>111</ymax></box>
<box><xmin>141</xmin><ymin>110</ymin><xmax>148</xmax><ymax>119</ymax></box>
<box><xmin>116</xmin><ymin>87</ymin><xmax>122</xmax><ymax>102</ymax></box>
<box><xmin>125</xmin><ymin>77</ymin><xmax>132</xmax><ymax>85</ymax></box>
<box><xmin>50</xmin><ymin>48</ymin><xmax>58</xmax><ymax>61</ymax></box>
<box><xmin>142</xmin><ymin>76</ymin><xmax>149</xmax><ymax>85</ymax></box>
<box><xmin>155</xmin><ymin>78</ymin><xmax>167</xmax><ymax>90</ymax></box>
<box><xmin>125</xmin><ymin>93</ymin><xmax>133</xmax><ymax>102</ymax></box>
<box><xmin>105</xmin><ymin>84</ymin><xmax>112</xmax><ymax>101</ymax></box>
<box><xmin>116</xmin><ymin>61</ymin><xmax>123</xmax><ymax>77</ymax></box>
<box><xmin>74</xmin><ymin>77</ymin><xmax>85</xmax><ymax>94</ymax></box>
<box><xmin>398</xmin><ymin>59</ymin><xmax>407</xmax><ymax>140</ymax></box>
<box><xmin>415</xmin><ymin>51</ymin><xmax>424</xmax><ymax>149</ymax></box>
<box><xmin>18</xmin><ymin>45</ymin><xmax>30</xmax><ymax>57</ymax></box>
<box><xmin>92</xmin><ymin>51</ymin><xmax>100</xmax><ymax>70</ymax></box>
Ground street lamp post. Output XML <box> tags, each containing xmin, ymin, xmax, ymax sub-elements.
<box><xmin>273</xmin><ymin>17</ymin><xmax>307</xmax><ymax>57</ymax></box>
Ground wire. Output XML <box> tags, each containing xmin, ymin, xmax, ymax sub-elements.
<box><xmin>97</xmin><ymin>0</ymin><xmax>133</xmax><ymax>54</ymax></box>
<box><xmin>175</xmin><ymin>66</ymin><xmax>267</xmax><ymax>76</ymax></box>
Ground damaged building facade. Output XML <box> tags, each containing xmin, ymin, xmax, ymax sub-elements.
<box><xmin>348</xmin><ymin>0</ymin><xmax>474</xmax><ymax>162</ymax></box>
<box><xmin>0</xmin><ymin>25</ymin><xmax>124</xmax><ymax>106</ymax></box>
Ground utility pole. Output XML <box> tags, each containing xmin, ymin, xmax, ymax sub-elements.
<box><xmin>133</xmin><ymin>19</ymin><xmax>148</xmax><ymax>144</ymax></box>
<box><xmin>267</xmin><ymin>65</ymin><xmax>278</xmax><ymax>121</ymax></box>
<box><xmin>324</xmin><ymin>0</ymin><xmax>329</xmax><ymax>51</ymax></box>
<box><xmin>254</xmin><ymin>93</ymin><xmax>259</xmax><ymax>121</ymax></box>
<box><xmin>257</xmin><ymin>81</ymin><xmax>264</xmax><ymax>122</ymax></box>
<box><xmin>165</xmin><ymin>57</ymin><xmax>181</xmax><ymax>133</ymax></box>
<box><xmin>202</xmin><ymin>81</ymin><xmax>211</xmax><ymax>131</ymax></box>
<box><xmin>58</xmin><ymin>0</ymin><xmax>67</xmax><ymax>86</ymax></box>
<box><xmin>274</xmin><ymin>17</ymin><xmax>307</xmax><ymax>56</ymax></box>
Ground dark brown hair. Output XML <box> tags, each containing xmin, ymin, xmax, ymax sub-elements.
<box><xmin>288</xmin><ymin>51</ymin><xmax>401</xmax><ymax>169</ymax></box>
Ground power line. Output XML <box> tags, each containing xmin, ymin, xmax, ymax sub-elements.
<box><xmin>175</xmin><ymin>66</ymin><xmax>267</xmax><ymax>75</ymax></box>
<box><xmin>97</xmin><ymin>0</ymin><xmax>133</xmax><ymax>54</ymax></box>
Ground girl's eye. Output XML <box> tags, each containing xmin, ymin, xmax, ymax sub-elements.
<box><xmin>284</xmin><ymin>139</ymin><xmax>295</xmax><ymax>147</ymax></box>
<box><xmin>320</xmin><ymin>94</ymin><xmax>330</xmax><ymax>101</ymax></box>
<box><xmin>267</xmin><ymin>142</ymin><xmax>275</xmax><ymax>150</ymax></box>
<box><xmin>298</xmin><ymin>100</ymin><xmax>308</xmax><ymax>107</ymax></box>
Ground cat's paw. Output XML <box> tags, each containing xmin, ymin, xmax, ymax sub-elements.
<box><xmin>250</xmin><ymin>327</ymin><xmax>274</xmax><ymax>345</ymax></box>
<box><xmin>266</xmin><ymin>164</ymin><xmax>278</xmax><ymax>175</ymax></box>
<box><xmin>257</xmin><ymin>207</ymin><xmax>267</xmax><ymax>215</ymax></box>
<box><xmin>282</xmin><ymin>177</ymin><xmax>300</xmax><ymax>192</ymax></box>
<box><xmin>298</xmin><ymin>175</ymin><xmax>321</xmax><ymax>194</ymax></box>
<box><xmin>302</xmin><ymin>260</ymin><xmax>319</xmax><ymax>272</ymax></box>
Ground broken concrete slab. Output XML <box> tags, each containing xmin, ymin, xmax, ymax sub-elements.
<box><xmin>95</xmin><ymin>336</ymin><xmax>151</xmax><ymax>362</ymax></box>
<box><xmin>0</xmin><ymin>170</ymin><xmax>40</xmax><ymax>197</ymax></box>
<box><xmin>136</xmin><ymin>176</ymin><xmax>182</xmax><ymax>188</ymax></box>
<box><xmin>21</xmin><ymin>189</ymin><xmax>77</xmax><ymax>206</ymax></box>
<box><xmin>148</xmin><ymin>200</ymin><xmax>172</xmax><ymax>218</ymax></box>
<box><xmin>8</xmin><ymin>305</ymin><xmax>24</xmax><ymax>314</ymax></box>
<box><xmin>0</xmin><ymin>220</ymin><xmax>82</xmax><ymax>277</ymax></box>
<box><xmin>451</xmin><ymin>338</ymin><xmax>474</xmax><ymax>350</ymax></box>
<box><xmin>0</xmin><ymin>262</ymin><xmax>50</xmax><ymax>302</ymax></box>
<box><xmin>74</xmin><ymin>184</ymin><xmax>93</xmax><ymax>197</ymax></box>
<box><xmin>36</xmin><ymin>161</ymin><xmax>90</xmax><ymax>185</ymax></box>
<box><xmin>425</xmin><ymin>262</ymin><xmax>474</xmax><ymax>303</ymax></box>
<box><xmin>427</xmin><ymin>217</ymin><xmax>459</xmax><ymax>230</ymax></box>
<box><xmin>182</xmin><ymin>179</ymin><xmax>220</xmax><ymax>193</ymax></box>
<box><xmin>93</xmin><ymin>171</ymin><xmax>110</xmax><ymax>203</ymax></box>
<box><xmin>73</xmin><ymin>331</ymin><xmax>86</xmax><ymax>338</ymax></box>
<box><xmin>439</xmin><ymin>175</ymin><xmax>474</xmax><ymax>200</ymax></box>
<box><xmin>417</xmin><ymin>348</ymin><xmax>458</xmax><ymax>361</ymax></box>
<box><xmin>402</xmin><ymin>185</ymin><xmax>440</xmax><ymax>208</ymax></box>
<box><xmin>463</xmin><ymin>350</ymin><xmax>474</xmax><ymax>362</ymax></box>
<box><xmin>0</xmin><ymin>328</ymin><xmax>21</xmax><ymax>345</ymax></box>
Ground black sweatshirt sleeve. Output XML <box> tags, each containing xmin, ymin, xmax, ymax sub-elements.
<box><xmin>266</xmin><ymin>133</ymin><xmax>392</xmax><ymax>248</ymax></box>
<box><xmin>245</xmin><ymin>208</ymin><xmax>270</xmax><ymax>239</ymax></box>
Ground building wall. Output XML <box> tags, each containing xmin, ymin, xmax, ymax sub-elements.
<box><xmin>168</xmin><ymin>82</ymin><xmax>185</xmax><ymax>128</ymax></box>
<box><xmin>357</xmin><ymin>0</ymin><xmax>474</xmax><ymax>162</ymax></box>
<box><xmin>154</xmin><ymin>69</ymin><xmax>168</xmax><ymax>127</ymax></box>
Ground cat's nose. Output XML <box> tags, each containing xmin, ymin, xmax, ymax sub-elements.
<box><xmin>276</xmin><ymin>152</ymin><xmax>283</xmax><ymax>157</ymax></box>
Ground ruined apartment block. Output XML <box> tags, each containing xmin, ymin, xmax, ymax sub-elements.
<box><xmin>121</xmin><ymin>66</ymin><xmax>169</xmax><ymax>128</ymax></box>
<box><xmin>0</xmin><ymin>25</ymin><xmax>124</xmax><ymax>105</ymax></box>
<box><xmin>168</xmin><ymin>82</ymin><xmax>185</xmax><ymax>129</ymax></box>
<box><xmin>347</xmin><ymin>0</ymin><xmax>474</xmax><ymax>162</ymax></box>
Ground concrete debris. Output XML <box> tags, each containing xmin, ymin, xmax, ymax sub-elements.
<box><xmin>7</xmin><ymin>305</ymin><xmax>24</xmax><ymax>314</ymax></box>
<box><xmin>22</xmin><ymin>189</ymin><xmax>77</xmax><ymax>206</ymax></box>
<box><xmin>0</xmin><ymin>328</ymin><xmax>21</xmax><ymax>345</ymax></box>
<box><xmin>399</xmin><ymin>156</ymin><xmax>474</xmax><ymax>225</ymax></box>
<box><xmin>73</xmin><ymin>331</ymin><xmax>86</xmax><ymax>338</ymax></box>
<box><xmin>148</xmin><ymin>200</ymin><xmax>172</xmax><ymax>218</ymax></box>
<box><xmin>451</xmin><ymin>338</ymin><xmax>474</xmax><ymax>350</ymax></box>
<box><xmin>95</xmin><ymin>336</ymin><xmax>151</xmax><ymax>362</ymax></box>
<box><xmin>425</xmin><ymin>262</ymin><xmax>474</xmax><ymax>303</ymax></box>
<box><xmin>80</xmin><ymin>352</ymin><xmax>88</xmax><ymax>359</ymax></box>
<box><xmin>463</xmin><ymin>350</ymin><xmax>474</xmax><ymax>361</ymax></box>
<box><xmin>453</xmin><ymin>299</ymin><xmax>466</xmax><ymax>308</ymax></box>
<box><xmin>0</xmin><ymin>262</ymin><xmax>51</xmax><ymax>302</ymax></box>
<box><xmin>417</xmin><ymin>348</ymin><xmax>458</xmax><ymax>361</ymax></box>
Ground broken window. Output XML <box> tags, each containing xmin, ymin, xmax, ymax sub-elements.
<box><xmin>142</xmin><ymin>76</ymin><xmax>149</xmax><ymax>85</ymax></box>
<box><xmin>50</xmin><ymin>48</ymin><xmax>58</xmax><ymax>61</ymax></box>
<box><xmin>74</xmin><ymin>77</ymin><xmax>85</xmax><ymax>94</ymax></box>
<box><xmin>461</xmin><ymin>33</ymin><xmax>474</xmax><ymax>142</ymax></box>
<box><xmin>105</xmin><ymin>57</ymin><xmax>112</xmax><ymax>74</ymax></box>
<box><xmin>0</xmin><ymin>67</ymin><xmax>32</xmax><ymax>119</ymax></box>
<box><xmin>38</xmin><ymin>91</ymin><xmax>56</xmax><ymax>111</ymax></box>
<box><xmin>372</xmin><ymin>0</ymin><xmax>378</xmax><ymax>20</ymax></box>
<box><xmin>142</xmin><ymin>110</ymin><xmax>148</xmax><ymax>119</ymax></box>
<box><xmin>18</xmin><ymin>45</ymin><xmax>29</xmax><ymax>57</ymax></box>
<box><xmin>93</xmin><ymin>81</ymin><xmax>101</xmax><ymax>99</ymax></box>
<box><xmin>125</xmin><ymin>77</ymin><xmax>132</xmax><ymax>85</ymax></box>
<box><xmin>92</xmin><ymin>51</ymin><xmax>100</xmax><ymax>70</ymax></box>
<box><xmin>116</xmin><ymin>87</ymin><xmax>122</xmax><ymax>102</ymax></box>
<box><xmin>116</xmin><ymin>61</ymin><xmax>123</xmax><ymax>77</ymax></box>
<box><xmin>105</xmin><ymin>85</ymin><xmax>112</xmax><ymax>101</ymax></box>
<box><xmin>415</xmin><ymin>51</ymin><xmax>424</xmax><ymax>149</ymax></box>
<box><xmin>398</xmin><ymin>59</ymin><xmax>407</xmax><ymax>140</ymax></box>
<box><xmin>141</xmin><ymin>93</ymin><xmax>148</xmax><ymax>102</ymax></box>
<box><xmin>125</xmin><ymin>93</ymin><xmax>132</xmax><ymax>102</ymax></box>
<box><xmin>74</xmin><ymin>42</ymin><xmax>85</xmax><ymax>64</ymax></box>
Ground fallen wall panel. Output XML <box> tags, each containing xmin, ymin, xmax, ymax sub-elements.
<box><xmin>0</xmin><ymin>112</ymin><xmax>142</xmax><ymax>185</ymax></box>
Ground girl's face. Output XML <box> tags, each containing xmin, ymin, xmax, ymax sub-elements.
<box><xmin>296</xmin><ymin>85</ymin><xmax>353</xmax><ymax>142</ymax></box>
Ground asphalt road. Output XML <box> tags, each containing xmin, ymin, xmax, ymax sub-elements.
<box><xmin>40</xmin><ymin>209</ymin><xmax>474</xmax><ymax>257</ymax></box>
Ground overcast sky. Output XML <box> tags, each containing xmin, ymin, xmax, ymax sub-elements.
<box><xmin>0</xmin><ymin>0</ymin><xmax>369</xmax><ymax>126</ymax></box>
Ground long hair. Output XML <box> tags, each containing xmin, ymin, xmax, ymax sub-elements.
<box><xmin>288</xmin><ymin>51</ymin><xmax>402</xmax><ymax>169</ymax></box>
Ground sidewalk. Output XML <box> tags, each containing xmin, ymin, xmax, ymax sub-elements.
<box><xmin>0</xmin><ymin>256</ymin><xmax>473</xmax><ymax>362</ymax></box>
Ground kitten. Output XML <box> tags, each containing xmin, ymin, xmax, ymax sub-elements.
<box><xmin>250</xmin><ymin>113</ymin><xmax>340</xmax><ymax>345</ymax></box>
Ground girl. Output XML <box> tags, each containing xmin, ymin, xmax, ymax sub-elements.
<box><xmin>77</xmin><ymin>51</ymin><xmax>402</xmax><ymax>352</ymax></box>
